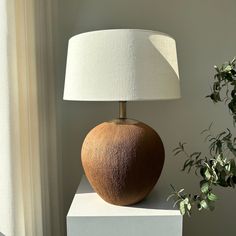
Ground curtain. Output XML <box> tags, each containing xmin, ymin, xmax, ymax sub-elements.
<box><xmin>0</xmin><ymin>0</ymin><xmax>63</xmax><ymax>235</ymax></box>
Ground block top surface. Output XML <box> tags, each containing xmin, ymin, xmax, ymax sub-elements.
<box><xmin>67</xmin><ymin>176</ymin><xmax>181</xmax><ymax>217</ymax></box>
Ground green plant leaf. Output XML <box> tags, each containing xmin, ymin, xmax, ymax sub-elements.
<box><xmin>224</xmin><ymin>65</ymin><xmax>232</xmax><ymax>72</ymax></box>
<box><xmin>208</xmin><ymin>193</ymin><xmax>218</xmax><ymax>201</ymax></box>
<box><xmin>200</xmin><ymin>181</ymin><xmax>210</xmax><ymax>193</ymax></box>
<box><xmin>179</xmin><ymin>201</ymin><xmax>186</xmax><ymax>215</ymax></box>
<box><xmin>200</xmin><ymin>200</ymin><xmax>209</xmax><ymax>210</ymax></box>
<box><xmin>204</xmin><ymin>168</ymin><xmax>212</xmax><ymax>180</ymax></box>
<box><xmin>187</xmin><ymin>203</ymin><xmax>192</xmax><ymax>211</ymax></box>
<box><xmin>178</xmin><ymin>189</ymin><xmax>185</xmax><ymax>194</ymax></box>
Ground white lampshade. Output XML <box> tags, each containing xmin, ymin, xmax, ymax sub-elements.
<box><xmin>63</xmin><ymin>29</ymin><xmax>180</xmax><ymax>101</ymax></box>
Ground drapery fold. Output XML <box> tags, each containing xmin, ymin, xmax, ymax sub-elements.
<box><xmin>0</xmin><ymin>0</ymin><xmax>63</xmax><ymax>235</ymax></box>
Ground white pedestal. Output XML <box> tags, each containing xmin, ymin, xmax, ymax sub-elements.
<box><xmin>67</xmin><ymin>176</ymin><xmax>183</xmax><ymax>236</ymax></box>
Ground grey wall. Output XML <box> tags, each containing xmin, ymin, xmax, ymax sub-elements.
<box><xmin>55</xmin><ymin>0</ymin><xmax>236</xmax><ymax>235</ymax></box>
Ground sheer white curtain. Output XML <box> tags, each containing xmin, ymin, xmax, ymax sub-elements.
<box><xmin>0</xmin><ymin>0</ymin><xmax>63</xmax><ymax>235</ymax></box>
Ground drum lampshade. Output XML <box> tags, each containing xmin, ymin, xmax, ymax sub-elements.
<box><xmin>63</xmin><ymin>29</ymin><xmax>180</xmax><ymax>101</ymax></box>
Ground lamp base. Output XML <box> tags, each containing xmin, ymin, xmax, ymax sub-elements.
<box><xmin>81</xmin><ymin>118</ymin><xmax>165</xmax><ymax>206</ymax></box>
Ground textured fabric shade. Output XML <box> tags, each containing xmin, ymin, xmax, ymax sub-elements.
<box><xmin>63</xmin><ymin>29</ymin><xmax>180</xmax><ymax>101</ymax></box>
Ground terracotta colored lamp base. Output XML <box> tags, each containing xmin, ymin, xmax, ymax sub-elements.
<box><xmin>81</xmin><ymin>118</ymin><xmax>165</xmax><ymax>206</ymax></box>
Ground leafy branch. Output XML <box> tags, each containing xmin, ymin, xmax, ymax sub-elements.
<box><xmin>169</xmin><ymin>58</ymin><xmax>236</xmax><ymax>216</ymax></box>
<box><xmin>169</xmin><ymin>138</ymin><xmax>236</xmax><ymax>215</ymax></box>
<box><xmin>207</xmin><ymin>57</ymin><xmax>236</xmax><ymax>124</ymax></box>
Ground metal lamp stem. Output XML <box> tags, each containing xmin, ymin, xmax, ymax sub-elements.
<box><xmin>119</xmin><ymin>101</ymin><xmax>127</xmax><ymax>119</ymax></box>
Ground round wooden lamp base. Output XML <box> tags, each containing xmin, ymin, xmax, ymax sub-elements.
<box><xmin>81</xmin><ymin>119</ymin><xmax>165</xmax><ymax>206</ymax></box>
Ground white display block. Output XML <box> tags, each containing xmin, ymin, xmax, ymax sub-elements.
<box><xmin>67</xmin><ymin>176</ymin><xmax>183</xmax><ymax>236</ymax></box>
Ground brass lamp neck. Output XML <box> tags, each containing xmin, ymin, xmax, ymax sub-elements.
<box><xmin>119</xmin><ymin>101</ymin><xmax>127</xmax><ymax>119</ymax></box>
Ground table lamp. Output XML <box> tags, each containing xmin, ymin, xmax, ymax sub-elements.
<box><xmin>64</xmin><ymin>29</ymin><xmax>180</xmax><ymax>206</ymax></box>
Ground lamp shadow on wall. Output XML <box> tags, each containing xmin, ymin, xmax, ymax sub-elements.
<box><xmin>0</xmin><ymin>232</ymin><xmax>5</xmax><ymax>236</ymax></box>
